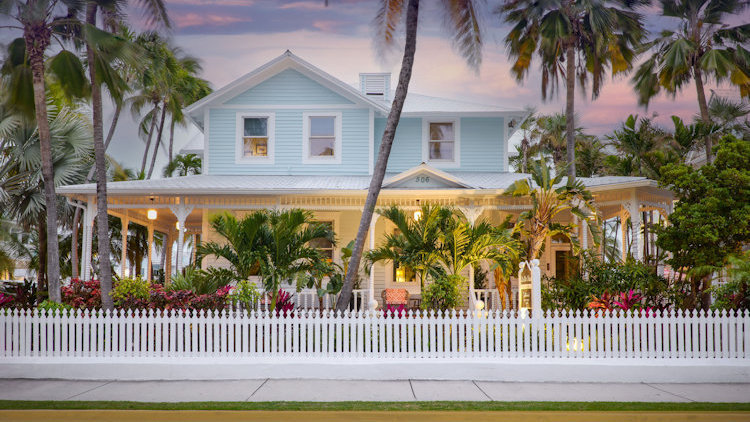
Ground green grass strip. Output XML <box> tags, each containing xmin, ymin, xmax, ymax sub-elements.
<box><xmin>1</xmin><ymin>401</ymin><xmax>749</xmax><ymax>412</ymax></box>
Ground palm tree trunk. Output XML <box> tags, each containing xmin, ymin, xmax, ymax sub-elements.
<box><xmin>140</xmin><ymin>104</ymin><xmax>159</xmax><ymax>175</ymax></box>
<box><xmin>37</xmin><ymin>220</ymin><xmax>47</xmax><ymax>295</ymax></box>
<box><xmin>86</xmin><ymin>3</ymin><xmax>115</xmax><ymax>309</ymax></box>
<box><xmin>25</xmin><ymin>23</ymin><xmax>62</xmax><ymax>302</ymax></box>
<box><xmin>168</xmin><ymin>116</ymin><xmax>175</xmax><ymax>163</ymax></box>
<box><xmin>565</xmin><ymin>44</ymin><xmax>576</xmax><ymax>181</ymax></box>
<box><xmin>104</xmin><ymin>101</ymin><xmax>122</xmax><ymax>151</ymax></box>
<box><xmin>336</xmin><ymin>0</ymin><xmax>420</xmax><ymax>312</ymax></box>
<box><xmin>693</xmin><ymin>64</ymin><xmax>712</xmax><ymax>163</ymax></box>
<box><xmin>147</xmin><ymin>101</ymin><xmax>168</xmax><ymax>179</ymax></box>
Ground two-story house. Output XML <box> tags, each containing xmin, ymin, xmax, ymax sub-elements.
<box><xmin>59</xmin><ymin>51</ymin><xmax>674</xmax><ymax>308</ymax></box>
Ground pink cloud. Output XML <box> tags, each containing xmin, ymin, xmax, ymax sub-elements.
<box><xmin>312</xmin><ymin>20</ymin><xmax>343</xmax><ymax>33</ymax></box>
<box><xmin>172</xmin><ymin>12</ymin><xmax>249</xmax><ymax>28</ymax></box>
<box><xmin>167</xmin><ymin>0</ymin><xmax>253</xmax><ymax>5</ymax></box>
<box><xmin>280</xmin><ymin>1</ymin><xmax>327</xmax><ymax>10</ymax></box>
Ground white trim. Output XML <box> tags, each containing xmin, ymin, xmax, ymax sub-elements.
<box><xmin>382</xmin><ymin>163</ymin><xmax>472</xmax><ymax>189</ymax></box>
<box><xmin>203</xmin><ymin>109</ymin><xmax>210</xmax><ymax>174</ymax></box>
<box><xmin>368</xmin><ymin>109</ymin><xmax>374</xmax><ymax>175</ymax></box>
<box><xmin>301</xmin><ymin>111</ymin><xmax>342</xmax><ymax>165</ymax></box>
<box><xmin>235</xmin><ymin>112</ymin><xmax>275</xmax><ymax>165</ymax></box>
<box><xmin>211</xmin><ymin>104</ymin><xmax>366</xmax><ymax>110</ymax></box>
<box><xmin>422</xmin><ymin>118</ymin><xmax>460</xmax><ymax>169</ymax></box>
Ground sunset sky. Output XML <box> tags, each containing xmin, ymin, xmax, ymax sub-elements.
<box><xmin>3</xmin><ymin>0</ymin><xmax>748</xmax><ymax>171</ymax></box>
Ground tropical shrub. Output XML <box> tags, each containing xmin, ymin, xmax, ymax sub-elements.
<box><xmin>168</xmin><ymin>266</ymin><xmax>235</xmax><ymax>295</ymax></box>
<box><xmin>62</xmin><ymin>279</ymin><xmax>102</xmax><ymax>309</ymax></box>
<box><xmin>542</xmin><ymin>253</ymin><xmax>675</xmax><ymax>310</ymax></box>
<box><xmin>274</xmin><ymin>289</ymin><xmax>294</xmax><ymax>316</ymax></box>
<box><xmin>0</xmin><ymin>280</ymin><xmax>37</xmax><ymax>309</ymax></box>
<box><xmin>382</xmin><ymin>304</ymin><xmax>408</xmax><ymax>318</ymax></box>
<box><xmin>421</xmin><ymin>274</ymin><xmax>463</xmax><ymax>311</ymax></box>
<box><xmin>712</xmin><ymin>252</ymin><xmax>750</xmax><ymax>311</ymax></box>
<box><xmin>111</xmin><ymin>277</ymin><xmax>150</xmax><ymax>308</ymax></box>
<box><xmin>231</xmin><ymin>279</ymin><xmax>263</xmax><ymax>310</ymax></box>
<box><xmin>0</xmin><ymin>292</ymin><xmax>13</xmax><ymax>308</ymax></box>
<box><xmin>37</xmin><ymin>300</ymin><xmax>73</xmax><ymax>313</ymax></box>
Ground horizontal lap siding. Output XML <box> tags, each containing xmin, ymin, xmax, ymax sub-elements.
<box><xmin>209</xmin><ymin>102</ymin><xmax>369</xmax><ymax>175</ymax></box>
<box><xmin>224</xmin><ymin>69</ymin><xmax>354</xmax><ymax>105</ymax></box>
<box><xmin>374</xmin><ymin>117</ymin><xmax>422</xmax><ymax>173</ymax></box>
<box><xmin>374</xmin><ymin>117</ymin><xmax>505</xmax><ymax>172</ymax></box>
<box><xmin>461</xmin><ymin>117</ymin><xmax>505</xmax><ymax>172</ymax></box>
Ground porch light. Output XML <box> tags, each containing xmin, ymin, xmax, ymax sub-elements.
<box><xmin>147</xmin><ymin>209</ymin><xmax>158</xmax><ymax>220</ymax></box>
<box><xmin>413</xmin><ymin>210</ymin><xmax>422</xmax><ymax>221</ymax></box>
<box><xmin>175</xmin><ymin>221</ymin><xmax>180</xmax><ymax>230</ymax></box>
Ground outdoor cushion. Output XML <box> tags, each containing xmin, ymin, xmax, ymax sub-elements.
<box><xmin>382</xmin><ymin>288</ymin><xmax>409</xmax><ymax>306</ymax></box>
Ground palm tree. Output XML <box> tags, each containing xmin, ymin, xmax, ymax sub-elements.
<box><xmin>163</xmin><ymin>153</ymin><xmax>201</xmax><ymax>177</ymax></box>
<box><xmin>366</xmin><ymin>204</ymin><xmax>452</xmax><ymax>292</ymax></box>
<box><xmin>166</xmin><ymin>67</ymin><xmax>211</xmax><ymax>163</ymax></box>
<box><xmin>339</xmin><ymin>0</ymin><xmax>485</xmax><ymax>312</ymax></box>
<box><xmin>0</xmin><ymin>104</ymin><xmax>93</xmax><ymax>294</ymax></box>
<box><xmin>0</xmin><ymin>2</ymin><xmax>90</xmax><ymax>301</ymax></box>
<box><xmin>438</xmin><ymin>215</ymin><xmax>519</xmax><ymax>281</ymax></box>
<box><xmin>605</xmin><ymin>114</ymin><xmax>671</xmax><ymax>178</ymax></box>
<box><xmin>516</xmin><ymin>107</ymin><xmax>539</xmax><ymax>173</ymax></box>
<box><xmin>199</xmin><ymin>210</ymin><xmax>334</xmax><ymax>311</ymax></box>
<box><xmin>632</xmin><ymin>0</ymin><xmax>750</xmax><ymax>163</ymax></box>
<box><xmin>706</xmin><ymin>95</ymin><xmax>750</xmax><ymax>139</ymax></box>
<box><xmin>499</xmin><ymin>0</ymin><xmax>647</xmax><ymax>181</ymax></box>
<box><xmin>505</xmin><ymin>160</ymin><xmax>600</xmax><ymax>261</ymax></box>
<box><xmin>575</xmin><ymin>136</ymin><xmax>606</xmax><ymax>177</ymax></box>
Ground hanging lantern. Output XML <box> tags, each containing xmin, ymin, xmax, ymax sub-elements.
<box><xmin>147</xmin><ymin>209</ymin><xmax>157</xmax><ymax>220</ymax></box>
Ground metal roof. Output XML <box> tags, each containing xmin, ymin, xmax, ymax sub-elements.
<box><xmin>58</xmin><ymin>171</ymin><xmax>653</xmax><ymax>196</ymax></box>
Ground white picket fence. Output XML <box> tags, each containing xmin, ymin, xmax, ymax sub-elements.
<box><xmin>1</xmin><ymin>308</ymin><xmax>748</xmax><ymax>361</ymax></box>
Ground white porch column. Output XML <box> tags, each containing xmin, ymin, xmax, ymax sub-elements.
<box><xmin>80</xmin><ymin>197</ymin><xmax>96</xmax><ymax>281</ymax></box>
<box><xmin>368</xmin><ymin>214</ymin><xmax>380</xmax><ymax>311</ymax></box>
<box><xmin>628</xmin><ymin>199</ymin><xmax>643</xmax><ymax>262</ymax></box>
<box><xmin>530</xmin><ymin>259</ymin><xmax>541</xmax><ymax>315</ymax></box>
<box><xmin>620</xmin><ymin>210</ymin><xmax>628</xmax><ymax>262</ymax></box>
<box><xmin>147</xmin><ymin>224</ymin><xmax>154</xmax><ymax>282</ymax></box>
<box><xmin>120</xmin><ymin>214</ymin><xmax>129</xmax><ymax>278</ymax></box>
<box><xmin>169</xmin><ymin>203</ymin><xmax>194</xmax><ymax>274</ymax></box>
<box><xmin>581</xmin><ymin>219</ymin><xmax>589</xmax><ymax>251</ymax></box>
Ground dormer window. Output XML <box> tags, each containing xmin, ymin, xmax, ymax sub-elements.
<box><xmin>236</xmin><ymin>112</ymin><xmax>274</xmax><ymax>164</ymax></box>
<box><xmin>302</xmin><ymin>112</ymin><xmax>342</xmax><ymax>164</ymax></box>
<box><xmin>422</xmin><ymin>119</ymin><xmax>460</xmax><ymax>167</ymax></box>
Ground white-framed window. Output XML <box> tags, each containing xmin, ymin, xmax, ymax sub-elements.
<box><xmin>236</xmin><ymin>112</ymin><xmax>274</xmax><ymax>164</ymax></box>
<box><xmin>309</xmin><ymin>221</ymin><xmax>335</xmax><ymax>262</ymax></box>
<box><xmin>302</xmin><ymin>112</ymin><xmax>342</xmax><ymax>164</ymax></box>
<box><xmin>422</xmin><ymin>118</ymin><xmax>460</xmax><ymax>167</ymax></box>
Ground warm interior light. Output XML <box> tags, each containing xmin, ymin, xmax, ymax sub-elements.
<box><xmin>147</xmin><ymin>209</ymin><xmax>157</xmax><ymax>220</ymax></box>
<box><xmin>175</xmin><ymin>221</ymin><xmax>180</xmax><ymax>230</ymax></box>
<box><xmin>413</xmin><ymin>210</ymin><xmax>422</xmax><ymax>221</ymax></box>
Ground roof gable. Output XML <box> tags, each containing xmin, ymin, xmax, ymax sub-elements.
<box><xmin>185</xmin><ymin>51</ymin><xmax>388</xmax><ymax>129</ymax></box>
<box><xmin>224</xmin><ymin>68</ymin><xmax>354</xmax><ymax>106</ymax></box>
<box><xmin>383</xmin><ymin>163</ymin><xmax>473</xmax><ymax>189</ymax></box>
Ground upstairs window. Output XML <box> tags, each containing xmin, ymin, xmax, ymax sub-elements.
<box><xmin>243</xmin><ymin>117</ymin><xmax>268</xmax><ymax>157</ymax></box>
<box><xmin>236</xmin><ymin>112</ymin><xmax>274</xmax><ymax>164</ymax></box>
<box><xmin>303</xmin><ymin>112</ymin><xmax>342</xmax><ymax>164</ymax></box>
<box><xmin>423</xmin><ymin>119</ymin><xmax>460</xmax><ymax>167</ymax></box>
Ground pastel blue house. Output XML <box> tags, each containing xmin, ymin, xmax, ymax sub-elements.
<box><xmin>59</xmin><ymin>51</ymin><xmax>673</xmax><ymax>309</ymax></box>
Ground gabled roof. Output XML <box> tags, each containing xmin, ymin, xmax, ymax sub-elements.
<box><xmin>184</xmin><ymin>51</ymin><xmax>389</xmax><ymax>129</ymax></box>
<box><xmin>383</xmin><ymin>163</ymin><xmax>472</xmax><ymax>189</ymax></box>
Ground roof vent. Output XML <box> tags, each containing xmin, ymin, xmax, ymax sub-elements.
<box><xmin>359</xmin><ymin>73</ymin><xmax>390</xmax><ymax>100</ymax></box>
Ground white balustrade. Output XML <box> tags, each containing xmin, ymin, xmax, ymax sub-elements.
<box><xmin>1</xmin><ymin>308</ymin><xmax>748</xmax><ymax>361</ymax></box>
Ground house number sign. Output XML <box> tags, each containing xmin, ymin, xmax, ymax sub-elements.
<box><xmin>415</xmin><ymin>176</ymin><xmax>431</xmax><ymax>183</ymax></box>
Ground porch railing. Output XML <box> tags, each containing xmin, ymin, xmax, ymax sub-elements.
<box><xmin>472</xmin><ymin>288</ymin><xmax>518</xmax><ymax>311</ymax></box>
<box><xmin>2</xmin><ymin>308</ymin><xmax>748</xmax><ymax>361</ymax></box>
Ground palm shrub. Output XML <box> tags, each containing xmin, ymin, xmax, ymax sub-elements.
<box><xmin>167</xmin><ymin>266</ymin><xmax>235</xmax><ymax>295</ymax></box>
<box><xmin>198</xmin><ymin>209</ymin><xmax>335</xmax><ymax>311</ymax></box>
<box><xmin>366</xmin><ymin>204</ymin><xmax>452</xmax><ymax>291</ymax></box>
<box><xmin>422</xmin><ymin>274</ymin><xmax>463</xmax><ymax>311</ymax></box>
<box><xmin>505</xmin><ymin>160</ymin><xmax>601</xmax><ymax>261</ymax></box>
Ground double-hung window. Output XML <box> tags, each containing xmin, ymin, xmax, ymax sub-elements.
<box><xmin>236</xmin><ymin>113</ymin><xmax>274</xmax><ymax>163</ymax></box>
<box><xmin>423</xmin><ymin>119</ymin><xmax>460</xmax><ymax>167</ymax></box>
<box><xmin>309</xmin><ymin>221</ymin><xmax>335</xmax><ymax>261</ymax></box>
<box><xmin>302</xmin><ymin>112</ymin><xmax>342</xmax><ymax>164</ymax></box>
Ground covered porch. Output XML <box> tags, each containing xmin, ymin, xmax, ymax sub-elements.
<box><xmin>57</xmin><ymin>168</ymin><xmax>674</xmax><ymax>311</ymax></box>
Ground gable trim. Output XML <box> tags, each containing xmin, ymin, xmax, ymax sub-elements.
<box><xmin>185</xmin><ymin>52</ymin><xmax>388</xmax><ymax>126</ymax></box>
<box><xmin>383</xmin><ymin>163</ymin><xmax>473</xmax><ymax>189</ymax></box>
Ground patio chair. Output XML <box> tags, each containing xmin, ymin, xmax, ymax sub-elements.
<box><xmin>381</xmin><ymin>288</ymin><xmax>410</xmax><ymax>308</ymax></box>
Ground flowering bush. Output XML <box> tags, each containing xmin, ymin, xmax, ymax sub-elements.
<box><xmin>0</xmin><ymin>292</ymin><xmax>14</xmax><ymax>308</ymax></box>
<box><xmin>62</xmin><ymin>278</ymin><xmax>101</xmax><ymax>309</ymax></box>
<box><xmin>274</xmin><ymin>289</ymin><xmax>294</xmax><ymax>316</ymax></box>
<box><xmin>382</xmin><ymin>304</ymin><xmax>408</xmax><ymax>318</ymax></box>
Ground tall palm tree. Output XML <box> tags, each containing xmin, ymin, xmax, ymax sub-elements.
<box><xmin>605</xmin><ymin>114</ymin><xmax>668</xmax><ymax>178</ymax></box>
<box><xmin>163</xmin><ymin>153</ymin><xmax>201</xmax><ymax>177</ymax></box>
<box><xmin>632</xmin><ymin>0</ymin><xmax>750</xmax><ymax>163</ymax></box>
<box><xmin>166</xmin><ymin>68</ymin><xmax>211</xmax><ymax>163</ymax></box>
<box><xmin>706</xmin><ymin>95</ymin><xmax>750</xmax><ymax>139</ymax></box>
<box><xmin>516</xmin><ymin>107</ymin><xmax>540</xmax><ymax>173</ymax></box>
<box><xmin>0</xmin><ymin>1</ymin><xmax>89</xmax><ymax>302</ymax></box>
<box><xmin>575</xmin><ymin>136</ymin><xmax>606</xmax><ymax>177</ymax></box>
<box><xmin>339</xmin><ymin>0</ymin><xmax>485</xmax><ymax>312</ymax></box>
<box><xmin>505</xmin><ymin>160</ymin><xmax>600</xmax><ymax>261</ymax></box>
<box><xmin>499</xmin><ymin>0</ymin><xmax>647</xmax><ymax>181</ymax></box>
<box><xmin>366</xmin><ymin>204</ymin><xmax>452</xmax><ymax>292</ymax></box>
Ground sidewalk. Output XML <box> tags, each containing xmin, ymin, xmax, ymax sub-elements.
<box><xmin>1</xmin><ymin>379</ymin><xmax>749</xmax><ymax>403</ymax></box>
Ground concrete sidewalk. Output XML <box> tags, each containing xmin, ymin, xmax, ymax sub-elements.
<box><xmin>0</xmin><ymin>379</ymin><xmax>749</xmax><ymax>403</ymax></box>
